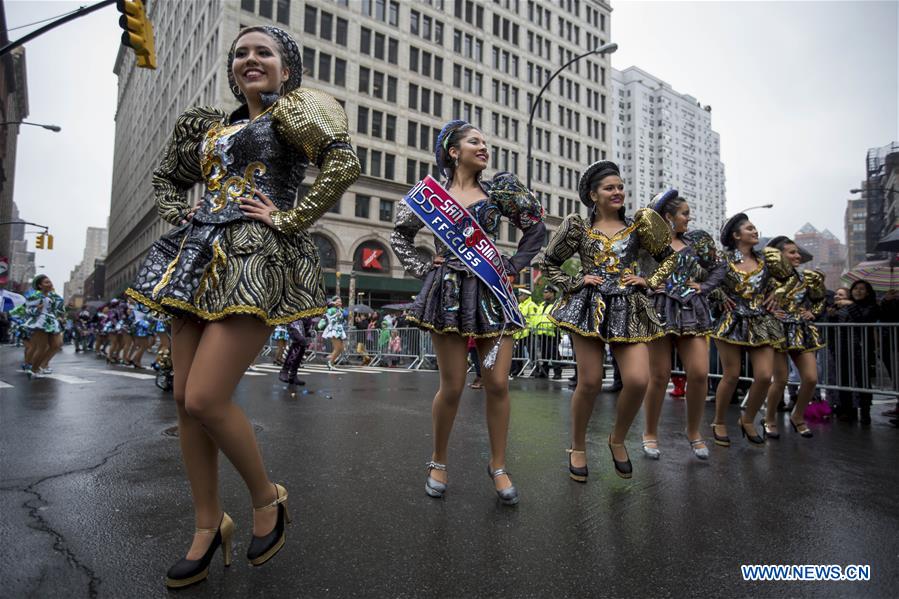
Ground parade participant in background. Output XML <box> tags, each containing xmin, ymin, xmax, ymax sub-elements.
<box><xmin>761</xmin><ymin>237</ymin><xmax>826</xmax><ymax>439</ymax></box>
<box><xmin>533</xmin><ymin>285</ymin><xmax>563</xmax><ymax>379</ymax></box>
<box><xmin>120</xmin><ymin>299</ymin><xmax>137</xmax><ymax>365</ymax></box>
<box><xmin>152</xmin><ymin>314</ymin><xmax>172</xmax><ymax>371</ymax></box>
<box><xmin>391</xmin><ymin>119</ymin><xmax>545</xmax><ymax>505</ymax></box>
<box><xmin>832</xmin><ymin>279</ymin><xmax>880</xmax><ymax>424</ymax></box>
<box><xmin>511</xmin><ymin>288</ymin><xmax>538</xmax><ymax>376</ymax></box>
<box><xmin>21</xmin><ymin>275</ymin><xmax>66</xmax><ymax>378</ymax></box>
<box><xmin>127</xmin><ymin>302</ymin><xmax>153</xmax><ymax>369</ymax></box>
<box><xmin>709</xmin><ymin>214</ymin><xmax>791</xmax><ymax>446</ymax></box>
<box><xmin>94</xmin><ymin>306</ymin><xmax>110</xmax><ymax>357</ymax></box>
<box><xmin>640</xmin><ymin>191</ymin><xmax>725</xmax><ymax>460</ymax></box>
<box><xmin>321</xmin><ymin>296</ymin><xmax>347</xmax><ymax>369</ymax></box>
<box><xmin>124</xmin><ymin>25</ymin><xmax>359</xmax><ymax>588</ymax></box>
<box><xmin>74</xmin><ymin>308</ymin><xmax>93</xmax><ymax>353</ymax></box>
<box><xmin>104</xmin><ymin>298</ymin><xmax>123</xmax><ymax>364</ymax></box>
<box><xmin>279</xmin><ymin>317</ymin><xmax>312</xmax><ymax>386</ymax></box>
<box><xmin>542</xmin><ymin>160</ymin><xmax>675</xmax><ymax>482</ymax></box>
<box><xmin>272</xmin><ymin>325</ymin><xmax>289</xmax><ymax>365</ymax></box>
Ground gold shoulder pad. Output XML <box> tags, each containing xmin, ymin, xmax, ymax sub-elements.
<box><xmin>633</xmin><ymin>208</ymin><xmax>672</xmax><ymax>256</ymax></box>
<box><xmin>762</xmin><ymin>247</ymin><xmax>793</xmax><ymax>280</ymax></box>
<box><xmin>272</xmin><ymin>88</ymin><xmax>351</xmax><ymax>166</ymax></box>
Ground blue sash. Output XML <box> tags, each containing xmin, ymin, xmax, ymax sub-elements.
<box><xmin>402</xmin><ymin>176</ymin><xmax>525</xmax><ymax>328</ymax></box>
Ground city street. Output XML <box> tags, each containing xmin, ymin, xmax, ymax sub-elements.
<box><xmin>1</xmin><ymin>345</ymin><xmax>897</xmax><ymax>598</ymax></box>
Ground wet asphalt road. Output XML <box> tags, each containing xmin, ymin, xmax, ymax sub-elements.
<box><xmin>1</xmin><ymin>345</ymin><xmax>897</xmax><ymax>598</ymax></box>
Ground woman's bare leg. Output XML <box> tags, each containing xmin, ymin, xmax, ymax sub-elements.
<box><xmin>676</xmin><ymin>336</ymin><xmax>711</xmax><ymax>445</ymax></box>
<box><xmin>569</xmin><ymin>334</ymin><xmax>606</xmax><ymax>468</ymax></box>
<box><xmin>642</xmin><ymin>336</ymin><xmax>672</xmax><ymax>442</ymax></box>
<box><xmin>427</xmin><ymin>333</ymin><xmax>469</xmax><ymax>484</ymax></box>
<box><xmin>475</xmin><ymin>335</ymin><xmax>516</xmax><ymax>491</ymax></box>
<box><xmin>609</xmin><ymin>342</ymin><xmax>650</xmax><ymax>463</ymax></box>
<box><xmin>713</xmin><ymin>340</ymin><xmax>743</xmax><ymax>437</ymax></box>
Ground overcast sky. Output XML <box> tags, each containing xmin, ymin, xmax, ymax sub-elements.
<box><xmin>6</xmin><ymin>0</ymin><xmax>898</xmax><ymax>290</ymax></box>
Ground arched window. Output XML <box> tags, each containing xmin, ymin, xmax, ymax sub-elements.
<box><xmin>312</xmin><ymin>233</ymin><xmax>338</xmax><ymax>271</ymax></box>
<box><xmin>353</xmin><ymin>240</ymin><xmax>391</xmax><ymax>274</ymax></box>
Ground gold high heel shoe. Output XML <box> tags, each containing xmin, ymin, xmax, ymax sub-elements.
<box><xmin>165</xmin><ymin>512</ymin><xmax>234</xmax><ymax>589</ymax></box>
<box><xmin>247</xmin><ymin>483</ymin><xmax>291</xmax><ymax>566</ymax></box>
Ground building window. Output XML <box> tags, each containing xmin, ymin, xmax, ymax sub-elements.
<box><xmin>318</xmin><ymin>53</ymin><xmax>331</xmax><ymax>82</ymax></box>
<box><xmin>389</xmin><ymin>0</ymin><xmax>400</xmax><ymax>26</ymax></box>
<box><xmin>275</xmin><ymin>0</ymin><xmax>290</xmax><ymax>24</ymax></box>
<box><xmin>385</xmin><ymin>153</ymin><xmax>395</xmax><ymax>179</ymax></box>
<box><xmin>311</xmin><ymin>234</ymin><xmax>338</xmax><ymax>270</ymax></box>
<box><xmin>360</xmin><ymin>27</ymin><xmax>371</xmax><ymax>54</ymax></box>
<box><xmin>406</xmin><ymin>158</ymin><xmax>417</xmax><ymax>184</ymax></box>
<box><xmin>355</xmin><ymin>194</ymin><xmax>371</xmax><ymax>218</ymax></box>
<box><xmin>358</xmin><ymin>66</ymin><xmax>370</xmax><ymax>93</ymax></box>
<box><xmin>357</xmin><ymin>107</ymin><xmax>369</xmax><ymax>134</ymax></box>
<box><xmin>334</xmin><ymin>58</ymin><xmax>346</xmax><ymax>87</ymax></box>
<box><xmin>259</xmin><ymin>0</ymin><xmax>273</xmax><ymax>19</ymax></box>
<box><xmin>385</xmin><ymin>114</ymin><xmax>396</xmax><ymax>141</ymax></box>
<box><xmin>388</xmin><ymin>38</ymin><xmax>398</xmax><ymax>64</ymax></box>
<box><xmin>320</xmin><ymin>11</ymin><xmax>333</xmax><ymax>40</ymax></box>
<box><xmin>379</xmin><ymin>199</ymin><xmax>395</xmax><ymax>222</ymax></box>
<box><xmin>356</xmin><ymin>147</ymin><xmax>368</xmax><ymax>174</ymax></box>
<box><xmin>303</xmin><ymin>47</ymin><xmax>315</xmax><ymax>77</ymax></box>
<box><xmin>387</xmin><ymin>76</ymin><xmax>397</xmax><ymax>102</ymax></box>
<box><xmin>303</xmin><ymin>5</ymin><xmax>316</xmax><ymax>34</ymax></box>
<box><xmin>336</xmin><ymin>18</ymin><xmax>348</xmax><ymax>45</ymax></box>
<box><xmin>371</xmin><ymin>150</ymin><xmax>382</xmax><ymax>177</ymax></box>
<box><xmin>241</xmin><ymin>0</ymin><xmax>255</xmax><ymax>12</ymax></box>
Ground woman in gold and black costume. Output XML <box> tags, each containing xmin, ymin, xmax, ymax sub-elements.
<box><xmin>126</xmin><ymin>26</ymin><xmax>360</xmax><ymax>588</ymax></box>
<box><xmin>542</xmin><ymin>161</ymin><xmax>676</xmax><ymax>482</ymax></box>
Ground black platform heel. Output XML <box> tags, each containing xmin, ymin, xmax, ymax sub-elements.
<box><xmin>566</xmin><ymin>448</ymin><xmax>588</xmax><ymax>483</ymax></box>
<box><xmin>710</xmin><ymin>423</ymin><xmax>731</xmax><ymax>447</ymax></box>
<box><xmin>738</xmin><ymin>417</ymin><xmax>765</xmax><ymax>445</ymax></box>
<box><xmin>607</xmin><ymin>435</ymin><xmax>633</xmax><ymax>479</ymax></box>
<box><xmin>247</xmin><ymin>483</ymin><xmax>290</xmax><ymax>566</ymax></box>
<box><xmin>165</xmin><ymin>512</ymin><xmax>233</xmax><ymax>589</ymax></box>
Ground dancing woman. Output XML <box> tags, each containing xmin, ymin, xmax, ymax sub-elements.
<box><xmin>709</xmin><ymin>214</ymin><xmax>791</xmax><ymax>446</ymax></box>
<box><xmin>321</xmin><ymin>296</ymin><xmax>347</xmax><ymax>369</ymax></box>
<box><xmin>761</xmin><ymin>237</ymin><xmax>826</xmax><ymax>439</ymax></box>
<box><xmin>640</xmin><ymin>191</ymin><xmax>725</xmax><ymax>460</ymax></box>
<box><xmin>391</xmin><ymin>119</ymin><xmax>545</xmax><ymax>505</ymax></box>
<box><xmin>542</xmin><ymin>161</ymin><xmax>675</xmax><ymax>481</ymax></box>
<box><xmin>21</xmin><ymin>275</ymin><xmax>65</xmax><ymax>378</ymax></box>
<box><xmin>125</xmin><ymin>26</ymin><xmax>359</xmax><ymax>587</ymax></box>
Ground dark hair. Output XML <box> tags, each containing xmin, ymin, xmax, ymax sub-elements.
<box><xmin>434</xmin><ymin>120</ymin><xmax>480</xmax><ymax>181</ymax></box>
<box><xmin>227</xmin><ymin>26</ymin><xmax>303</xmax><ymax>102</ymax></box>
<box><xmin>722</xmin><ymin>215</ymin><xmax>749</xmax><ymax>250</ymax></box>
<box><xmin>657</xmin><ymin>196</ymin><xmax>687</xmax><ymax>237</ymax></box>
<box><xmin>849</xmin><ymin>280</ymin><xmax>877</xmax><ymax>306</ymax></box>
<box><xmin>32</xmin><ymin>274</ymin><xmax>49</xmax><ymax>290</ymax></box>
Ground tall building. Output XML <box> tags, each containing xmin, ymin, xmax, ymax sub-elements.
<box><xmin>858</xmin><ymin>141</ymin><xmax>899</xmax><ymax>259</ymax></box>
<box><xmin>793</xmin><ymin>223</ymin><xmax>846</xmax><ymax>290</ymax></box>
<box><xmin>881</xmin><ymin>150</ymin><xmax>898</xmax><ymax>245</ymax></box>
<box><xmin>105</xmin><ymin>0</ymin><xmax>615</xmax><ymax>303</ymax></box>
<box><xmin>845</xmin><ymin>196</ymin><xmax>867</xmax><ymax>271</ymax></box>
<box><xmin>611</xmin><ymin>66</ymin><xmax>726</xmax><ymax>236</ymax></box>
<box><xmin>63</xmin><ymin>226</ymin><xmax>108</xmax><ymax>299</ymax></box>
<box><xmin>1</xmin><ymin>1</ymin><xmax>28</xmax><ymax>283</ymax></box>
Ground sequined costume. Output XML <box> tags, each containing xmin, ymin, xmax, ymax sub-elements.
<box><xmin>768</xmin><ymin>268</ymin><xmax>826</xmax><ymax>353</ymax></box>
<box><xmin>126</xmin><ymin>88</ymin><xmax>361</xmax><ymax>325</ymax></box>
<box><xmin>272</xmin><ymin>325</ymin><xmax>289</xmax><ymax>341</ymax></box>
<box><xmin>543</xmin><ymin>210</ymin><xmax>675</xmax><ymax>342</ymax></box>
<box><xmin>710</xmin><ymin>248</ymin><xmax>791</xmax><ymax>347</ymax></box>
<box><xmin>650</xmin><ymin>229</ymin><xmax>726</xmax><ymax>336</ymax></box>
<box><xmin>320</xmin><ymin>307</ymin><xmax>347</xmax><ymax>340</ymax></box>
<box><xmin>22</xmin><ymin>290</ymin><xmax>65</xmax><ymax>334</ymax></box>
<box><xmin>391</xmin><ymin>173</ymin><xmax>546</xmax><ymax>337</ymax></box>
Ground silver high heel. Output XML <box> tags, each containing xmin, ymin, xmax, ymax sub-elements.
<box><xmin>487</xmin><ymin>464</ymin><xmax>520</xmax><ymax>506</ymax></box>
<box><xmin>641</xmin><ymin>437</ymin><xmax>661</xmax><ymax>460</ymax></box>
<box><xmin>689</xmin><ymin>438</ymin><xmax>710</xmax><ymax>460</ymax></box>
<box><xmin>425</xmin><ymin>460</ymin><xmax>447</xmax><ymax>498</ymax></box>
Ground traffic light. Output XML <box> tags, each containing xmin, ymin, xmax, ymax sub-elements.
<box><xmin>116</xmin><ymin>0</ymin><xmax>156</xmax><ymax>69</ymax></box>
<box><xmin>34</xmin><ymin>233</ymin><xmax>54</xmax><ymax>250</ymax></box>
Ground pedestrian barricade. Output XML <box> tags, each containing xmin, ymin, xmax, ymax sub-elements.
<box><xmin>254</xmin><ymin>323</ymin><xmax>897</xmax><ymax>397</ymax></box>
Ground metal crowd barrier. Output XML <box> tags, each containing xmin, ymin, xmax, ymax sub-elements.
<box><xmin>254</xmin><ymin>323</ymin><xmax>897</xmax><ymax>397</ymax></box>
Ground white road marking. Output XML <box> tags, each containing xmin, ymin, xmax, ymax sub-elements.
<box><xmin>0</xmin><ymin>380</ymin><xmax>13</xmax><ymax>389</ymax></box>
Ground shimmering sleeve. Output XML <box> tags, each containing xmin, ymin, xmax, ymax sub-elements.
<box><xmin>487</xmin><ymin>173</ymin><xmax>547</xmax><ymax>274</ymax></box>
<box><xmin>270</xmin><ymin>89</ymin><xmax>361</xmax><ymax>235</ymax></box>
<box><xmin>689</xmin><ymin>230</ymin><xmax>727</xmax><ymax>294</ymax></box>
<box><xmin>762</xmin><ymin>247</ymin><xmax>795</xmax><ymax>302</ymax></box>
<box><xmin>634</xmin><ymin>208</ymin><xmax>676</xmax><ymax>288</ymax></box>
<box><xmin>805</xmin><ymin>270</ymin><xmax>827</xmax><ymax>317</ymax></box>
<box><xmin>543</xmin><ymin>214</ymin><xmax>585</xmax><ymax>294</ymax></box>
<box><xmin>152</xmin><ymin>106</ymin><xmax>225</xmax><ymax>226</ymax></box>
<box><xmin>390</xmin><ymin>201</ymin><xmax>431</xmax><ymax>279</ymax></box>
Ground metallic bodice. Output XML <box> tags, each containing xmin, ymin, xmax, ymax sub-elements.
<box><xmin>581</xmin><ymin>221</ymin><xmax>643</xmax><ymax>294</ymax></box>
<box><xmin>723</xmin><ymin>253</ymin><xmax>770</xmax><ymax>313</ymax></box>
<box><xmin>193</xmin><ymin>113</ymin><xmax>307</xmax><ymax>225</ymax></box>
<box><xmin>663</xmin><ymin>248</ymin><xmax>701</xmax><ymax>299</ymax></box>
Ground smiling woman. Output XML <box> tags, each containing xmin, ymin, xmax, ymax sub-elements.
<box><xmin>121</xmin><ymin>25</ymin><xmax>360</xmax><ymax>589</ymax></box>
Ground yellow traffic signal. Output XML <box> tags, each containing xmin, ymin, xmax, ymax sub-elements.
<box><xmin>46</xmin><ymin>234</ymin><xmax>54</xmax><ymax>250</ymax></box>
<box><xmin>35</xmin><ymin>234</ymin><xmax>44</xmax><ymax>249</ymax></box>
<box><xmin>116</xmin><ymin>0</ymin><xmax>156</xmax><ymax>69</ymax></box>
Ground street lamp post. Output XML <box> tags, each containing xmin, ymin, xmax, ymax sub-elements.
<box><xmin>0</xmin><ymin>121</ymin><xmax>61</xmax><ymax>132</ymax></box>
<box><xmin>737</xmin><ymin>203</ymin><xmax>774</xmax><ymax>213</ymax></box>
<box><xmin>526</xmin><ymin>42</ymin><xmax>618</xmax><ymax>190</ymax></box>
